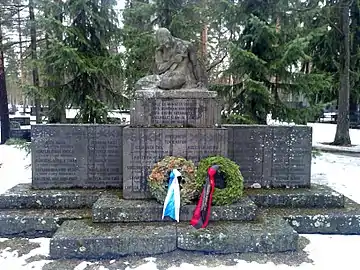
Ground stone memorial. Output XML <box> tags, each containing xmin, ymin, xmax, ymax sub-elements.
<box><xmin>123</xmin><ymin>27</ymin><xmax>226</xmax><ymax>199</ymax></box>
<box><xmin>3</xmin><ymin>27</ymin><xmax>360</xmax><ymax>263</ymax></box>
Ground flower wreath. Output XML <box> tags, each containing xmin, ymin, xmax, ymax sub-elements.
<box><xmin>148</xmin><ymin>156</ymin><xmax>198</xmax><ymax>205</ymax></box>
<box><xmin>195</xmin><ymin>156</ymin><xmax>244</xmax><ymax>205</ymax></box>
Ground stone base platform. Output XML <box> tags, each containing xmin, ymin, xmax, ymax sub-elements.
<box><xmin>246</xmin><ymin>184</ymin><xmax>345</xmax><ymax>208</ymax></box>
<box><xmin>92</xmin><ymin>194</ymin><xmax>258</xmax><ymax>223</ymax></box>
<box><xmin>0</xmin><ymin>184</ymin><xmax>105</xmax><ymax>209</ymax></box>
<box><xmin>49</xmin><ymin>217</ymin><xmax>298</xmax><ymax>260</ymax></box>
<box><xmin>265</xmin><ymin>198</ymin><xmax>360</xmax><ymax>235</ymax></box>
<box><xmin>1</xmin><ymin>183</ymin><xmax>360</xmax><ymax>260</ymax></box>
<box><xmin>0</xmin><ymin>209</ymin><xmax>91</xmax><ymax>238</ymax></box>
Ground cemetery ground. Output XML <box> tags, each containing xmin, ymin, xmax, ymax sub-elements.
<box><xmin>0</xmin><ymin>123</ymin><xmax>360</xmax><ymax>270</ymax></box>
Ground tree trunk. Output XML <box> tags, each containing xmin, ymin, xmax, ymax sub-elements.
<box><xmin>333</xmin><ymin>0</ymin><xmax>352</xmax><ymax>146</ymax></box>
<box><xmin>0</xmin><ymin>24</ymin><xmax>10</xmax><ymax>144</ymax></box>
<box><xmin>29</xmin><ymin>0</ymin><xmax>41</xmax><ymax>124</ymax></box>
<box><xmin>17</xmin><ymin>0</ymin><xmax>27</xmax><ymax>114</ymax></box>
<box><xmin>47</xmin><ymin>2</ymin><xmax>66</xmax><ymax>123</ymax></box>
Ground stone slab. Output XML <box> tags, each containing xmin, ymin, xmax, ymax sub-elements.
<box><xmin>130</xmin><ymin>89</ymin><xmax>221</xmax><ymax>128</ymax></box>
<box><xmin>123</xmin><ymin>127</ymin><xmax>228</xmax><ymax>199</ymax></box>
<box><xmin>31</xmin><ymin>124</ymin><xmax>124</xmax><ymax>189</ymax></box>
<box><xmin>50</xmin><ymin>220</ymin><xmax>177</xmax><ymax>259</ymax></box>
<box><xmin>246</xmin><ymin>184</ymin><xmax>345</xmax><ymax>208</ymax></box>
<box><xmin>266</xmin><ymin>198</ymin><xmax>360</xmax><ymax>235</ymax></box>
<box><xmin>92</xmin><ymin>194</ymin><xmax>257</xmax><ymax>223</ymax></box>
<box><xmin>226</xmin><ymin>125</ymin><xmax>312</xmax><ymax>188</ymax></box>
<box><xmin>177</xmin><ymin>216</ymin><xmax>298</xmax><ymax>254</ymax></box>
<box><xmin>0</xmin><ymin>209</ymin><xmax>91</xmax><ymax>238</ymax></box>
<box><xmin>10</xmin><ymin>117</ymin><xmax>31</xmax><ymax>126</ymax></box>
<box><xmin>0</xmin><ymin>184</ymin><xmax>105</xmax><ymax>209</ymax></box>
<box><xmin>9</xmin><ymin>128</ymin><xmax>31</xmax><ymax>142</ymax></box>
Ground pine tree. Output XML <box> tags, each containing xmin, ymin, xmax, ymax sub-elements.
<box><xmin>37</xmin><ymin>0</ymin><xmax>123</xmax><ymax>123</ymax></box>
<box><xmin>220</xmin><ymin>0</ymin><xmax>332</xmax><ymax>124</ymax></box>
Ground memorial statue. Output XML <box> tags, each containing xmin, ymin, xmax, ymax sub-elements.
<box><xmin>135</xmin><ymin>28</ymin><xmax>208</xmax><ymax>91</ymax></box>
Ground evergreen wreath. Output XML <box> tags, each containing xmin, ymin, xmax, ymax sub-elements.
<box><xmin>148</xmin><ymin>156</ymin><xmax>198</xmax><ymax>205</ymax></box>
<box><xmin>195</xmin><ymin>156</ymin><xmax>244</xmax><ymax>205</ymax></box>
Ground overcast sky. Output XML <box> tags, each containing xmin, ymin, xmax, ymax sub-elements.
<box><xmin>116</xmin><ymin>0</ymin><xmax>126</xmax><ymax>10</ymax></box>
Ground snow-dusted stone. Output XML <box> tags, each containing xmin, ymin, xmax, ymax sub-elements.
<box><xmin>246</xmin><ymin>184</ymin><xmax>344</xmax><ymax>208</ymax></box>
<box><xmin>266</xmin><ymin>199</ymin><xmax>360</xmax><ymax>234</ymax></box>
<box><xmin>177</xmin><ymin>216</ymin><xmax>298</xmax><ymax>253</ymax></box>
<box><xmin>92</xmin><ymin>194</ymin><xmax>258</xmax><ymax>223</ymax></box>
<box><xmin>50</xmin><ymin>220</ymin><xmax>177</xmax><ymax>259</ymax></box>
<box><xmin>130</xmin><ymin>89</ymin><xmax>221</xmax><ymax>128</ymax></box>
<box><xmin>226</xmin><ymin>125</ymin><xmax>312</xmax><ymax>188</ymax></box>
<box><xmin>0</xmin><ymin>209</ymin><xmax>91</xmax><ymax>238</ymax></box>
<box><xmin>0</xmin><ymin>184</ymin><xmax>105</xmax><ymax>209</ymax></box>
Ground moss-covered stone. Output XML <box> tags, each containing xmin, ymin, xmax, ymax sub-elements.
<box><xmin>245</xmin><ymin>184</ymin><xmax>344</xmax><ymax>208</ymax></box>
<box><xmin>0</xmin><ymin>184</ymin><xmax>106</xmax><ymax>209</ymax></box>
<box><xmin>50</xmin><ymin>220</ymin><xmax>177</xmax><ymax>259</ymax></box>
<box><xmin>264</xmin><ymin>198</ymin><xmax>360</xmax><ymax>234</ymax></box>
<box><xmin>92</xmin><ymin>194</ymin><xmax>258</xmax><ymax>223</ymax></box>
<box><xmin>0</xmin><ymin>209</ymin><xmax>91</xmax><ymax>238</ymax></box>
<box><xmin>177</xmin><ymin>216</ymin><xmax>298</xmax><ymax>254</ymax></box>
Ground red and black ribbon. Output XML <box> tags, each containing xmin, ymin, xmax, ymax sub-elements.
<box><xmin>190</xmin><ymin>165</ymin><xmax>219</xmax><ymax>229</ymax></box>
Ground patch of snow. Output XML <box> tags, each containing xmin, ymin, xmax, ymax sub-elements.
<box><xmin>74</xmin><ymin>261</ymin><xmax>95</xmax><ymax>270</ymax></box>
<box><xmin>0</xmin><ymin>145</ymin><xmax>31</xmax><ymax>195</ymax></box>
<box><xmin>312</xmin><ymin>152</ymin><xmax>360</xmax><ymax>203</ymax></box>
<box><xmin>0</xmin><ymin>238</ymin><xmax>52</xmax><ymax>270</ymax></box>
<box><xmin>308</xmin><ymin>123</ymin><xmax>360</xmax><ymax>146</ymax></box>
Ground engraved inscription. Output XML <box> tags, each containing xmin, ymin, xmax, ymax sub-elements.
<box><xmin>152</xmin><ymin>99</ymin><xmax>202</xmax><ymax>124</ymax></box>
<box><xmin>123</xmin><ymin>128</ymin><xmax>228</xmax><ymax>198</ymax></box>
<box><xmin>88</xmin><ymin>127</ymin><xmax>122</xmax><ymax>185</ymax></box>
<box><xmin>33</xmin><ymin>127</ymin><xmax>87</xmax><ymax>186</ymax></box>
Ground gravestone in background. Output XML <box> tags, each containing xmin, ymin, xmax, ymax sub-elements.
<box><xmin>11</xmin><ymin>117</ymin><xmax>31</xmax><ymax>126</ymax></box>
<box><xmin>32</xmin><ymin>124</ymin><xmax>124</xmax><ymax>189</ymax></box>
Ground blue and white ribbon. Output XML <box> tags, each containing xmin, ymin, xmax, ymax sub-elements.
<box><xmin>162</xmin><ymin>169</ymin><xmax>181</xmax><ymax>222</ymax></box>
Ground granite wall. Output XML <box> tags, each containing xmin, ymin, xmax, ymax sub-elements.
<box><xmin>31</xmin><ymin>124</ymin><xmax>124</xmax><ymax>189</ymax></box>
<box><xmin>226</xmin><ymin>125</ymin><xmax>312</xmax><ymax>188</ymax></box>
<box><xmin>31</xmin><ymin>124</ymin><xmax>312</xmax><ymax>191</ymax></box>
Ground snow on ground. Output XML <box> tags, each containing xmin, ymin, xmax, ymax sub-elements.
<box><xmin>308</xmin><ymin>123</ymin><xmax>360</xmax><ymax>146</ymax></box>
<box><xmin>0</xmin><ymin>146</ymin><xmax>31</xmax><ymax>194</ymax></box>
<box><xmin>0</xmin><ymin>123</ymin><xmax>360</xmax><ymax>269</ymax></box>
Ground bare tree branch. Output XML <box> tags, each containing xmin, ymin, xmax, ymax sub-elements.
<box><xmin>207</xmin><ymin>52</ymin><xmax>227</xmax><ymax>72</ymax></box>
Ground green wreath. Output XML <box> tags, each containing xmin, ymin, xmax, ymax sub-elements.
<box><xmin>195</xmin><ymin>156</ymin><xmax>244</xmax><ymax>205</ymax></box>
<box><xmin>148</xmin><ymin>156</ymin><xmax>198</xmax><ymax>205</ymax></box>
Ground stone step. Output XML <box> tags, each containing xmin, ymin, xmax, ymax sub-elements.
<box><xmin>0</xmin><ymin>209</ymin><xmax>91</xmax><ymax>238</ymax></box>
<box><xmin>50</xmin><ymin>217</ymin><xmax>298</xmax><ymax>259</ymax></box>
<box><xmin>265</xmin><ymin>198</ymin><xmax>360</xmax><ymax>235</ymax></box>
<box><xmin>0</xmin><ymin>184</ymin><xmax>106</xmax><ymax>209</ymax></box>
<box><xmin>177</xmin><ymin>217</ymin><xmax>298</xmax><ymax>254</ymax></box>
<box><xmin>92</xmin><ymin>194</ymin><xmax>258</xmax><ymax>223</ymax></box>
<box><xmin>246</xmin><ymin>184</ymin><xmax>344</xmax><ymax>208</ymax></box>
<box><xmin>50</xmin><ymin>220</ymin><xmax>177</xmax><ymax>259</ymax></box>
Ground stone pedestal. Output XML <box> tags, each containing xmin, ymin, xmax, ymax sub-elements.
<box><xmin>123</xmin><ymin>127</ymin><xmax>228</xmax><ymax>199</ymax></box>
<box><xmin>130</xmin><ymin>89</ymin><xmax>221</xmax><ymax>128</ymax></box>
